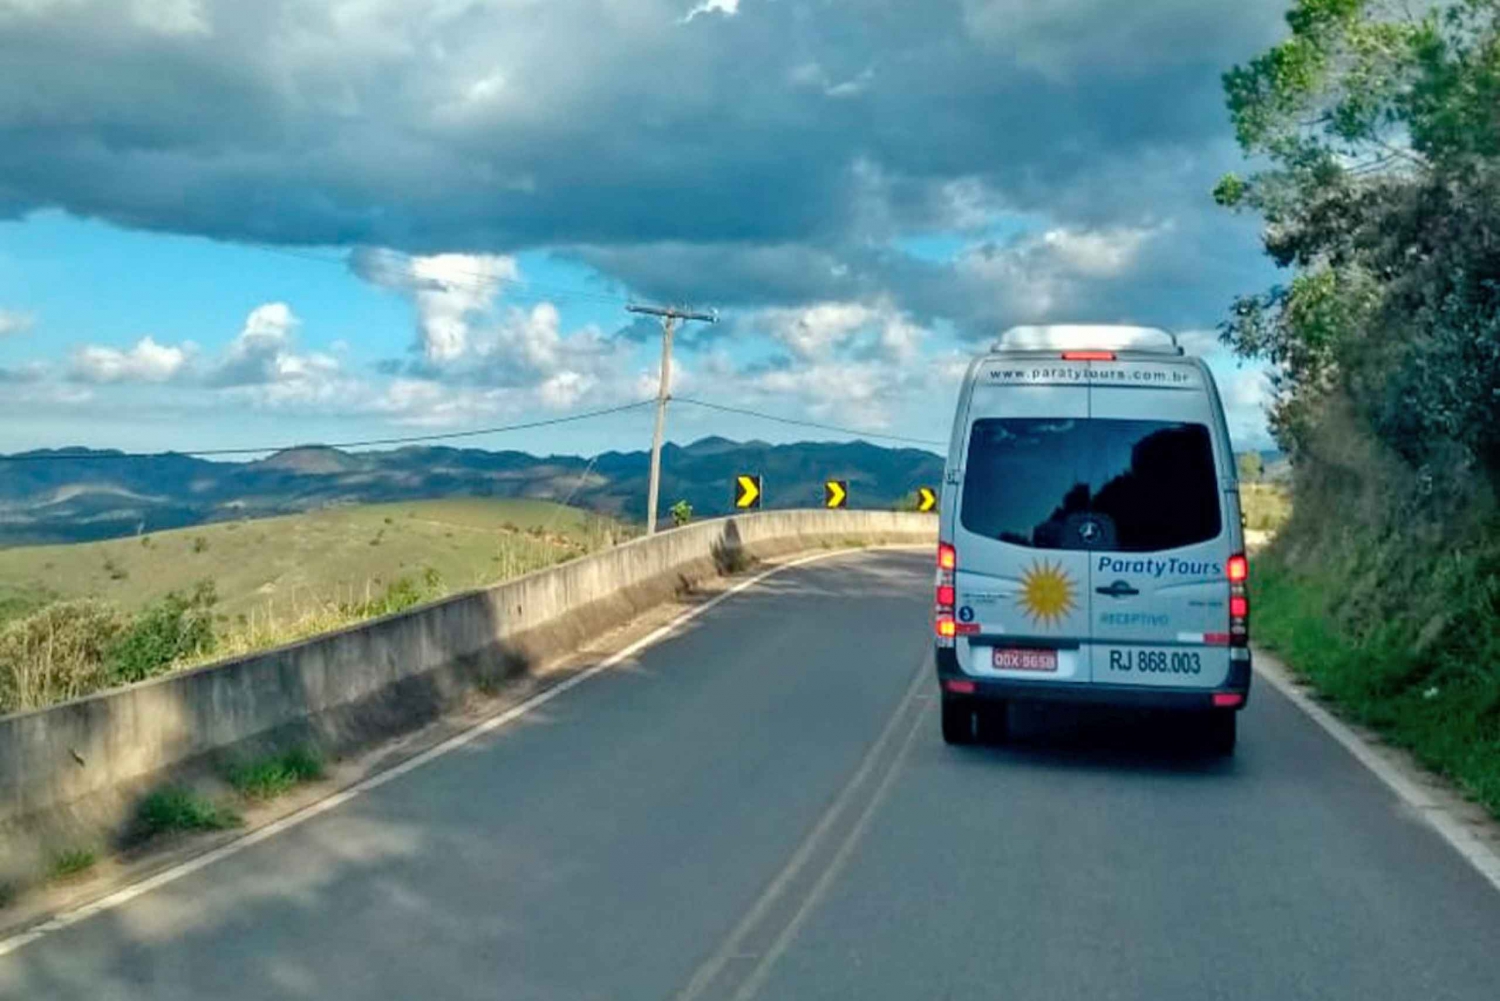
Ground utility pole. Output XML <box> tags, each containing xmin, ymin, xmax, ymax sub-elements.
<box><xmin>627</xmin><ymin>303</ymin><xmax>718</xmax><ymax>534</ymax></box>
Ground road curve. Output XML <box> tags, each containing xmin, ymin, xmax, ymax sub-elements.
<box><xmin>2</xmin><ymin>549</ymin><xmax>1498</xmax><ymax>1000</ymax></box>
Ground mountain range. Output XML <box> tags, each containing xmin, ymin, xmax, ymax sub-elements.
<box><xmin>0</xmin><ymin>438</ymin><xmax>947</xmax><ymax>546</ymax></box>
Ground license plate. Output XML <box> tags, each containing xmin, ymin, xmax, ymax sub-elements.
<box><xmin>992</xmin><ymin>647</ymin><xmax>1058</xmax><ymax>672</ymax></box>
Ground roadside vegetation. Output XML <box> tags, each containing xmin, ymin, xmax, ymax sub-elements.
<box><xmin>0</xmin><ymin>499</ymin><xmax>624</xmax><ymax>714</ymax></box>
<box><xmin>1220</xmin><ymin>1</ymin><xmax>1500</xmax><ymax>816</ymax></box>
<box><xmin>1240</xmin><ymin>483</ymin><xmax>1292</xmax><ymax>534</ymax></box>
<box><xmin>48</xmin><ymin>848</ymin><xmax>98</xmax><ymax>880</ymax></box>
<box><xmin>136</xmin><ymin>788</ymin><xmax>242</xmax><ymax>836</ymax></box>
<box><xmin>225</xmin><ymin>746</ymin><xmax>325</xmax><ymax>801</ymax></box>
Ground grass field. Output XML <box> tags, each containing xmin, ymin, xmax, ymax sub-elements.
<box><xmin>0</xmin><ymin>499</ymin><xmax>625</xmax><ymax>625</ymax></box>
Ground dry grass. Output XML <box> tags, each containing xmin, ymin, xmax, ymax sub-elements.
<box><xmin>1</xmin><ymin>500</ymin><xmax>627</xmax><ymax>715</ymax></box>
<box><xmin>0</xmin><ymin>601</ymin><xmax>125</xmax><ymax>712</ymax></box>
<box><xmin>1241</xmin><ymin>482</ymin><xmax>1292</xmax><ymax>533</ymax></box>
<box><xmin>0</xmin><ymin>498</ymin><xmax>626</xmax><ymax>621</ymax></box>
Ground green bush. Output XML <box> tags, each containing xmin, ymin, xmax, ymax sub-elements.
<box><xmin>1256</xmin><ymin>551</ymin><xmax>1500</xmax><ymax>819</ymax></box>
<box><xmin>341</xmin><ymin>572</ymin><xmax>446</xmax><ymax>620</ymax></box>
<box><xmin>227</xmin><ymin>746</ymin><xmax>325</xmax><ymax>800</ymax></box>
<box><xmin>107</xmin><ymin>581</ymin><xmax>219</xmax><ymax>685</ymax></box>
<box><xmin>136</xmin><ymin>788</ymin><xmax>241</xmax><ymax>835</ymax></box>
<box><xmin>1253</xmin><ymin>426</ymin><xmax>1500</xmax><ymax>819</ymax></box>
<box><xmin>49</xmin><ymin>848</ymin><xmax>97</xmax><ymax>879</ymax></box>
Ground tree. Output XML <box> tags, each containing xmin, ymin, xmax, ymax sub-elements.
<box><xmin>1237</xmin><ymin>452</ymin><xmax>1266</xmax><ymax>483</ymax></box>
<box><xmin>1216</xmin><ymin>0</ymin><xmax>1500</xmax><ymax>485</ymax></box>
<box><xmin>670</xmin><ymin>499</ymin><xmax>693</xmax><ymax>528</ymax></box>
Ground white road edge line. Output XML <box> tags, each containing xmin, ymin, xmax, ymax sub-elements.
<box><xmin>1256</xmin><ymin>653</ymin><xmax>1500</xmax><ymax>896</ymax></box>
<box><xmin>0</xmin><ymin>544</ymin><xmax>922</xmax><ymax>960</ymax></box>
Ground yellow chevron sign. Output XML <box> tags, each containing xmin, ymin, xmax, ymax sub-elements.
<box><xmin>917</xmin><ymin>487</ymin><xmax>938</xmax><ymax>513</ymax></box>
<box><xmin>735</xmin><ymin>474</ymin><xmax>762</xmax><ymax>510</ymax></box>
<box><xmin>824</xmin><ymin>480</ymin><xmax>848</xmax><ymax>509</ymax></box>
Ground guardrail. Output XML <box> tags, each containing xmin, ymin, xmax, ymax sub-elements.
<box><xmin>0</xmin><ymin>510</ymin><xmax>936</xmax><ymax>888</ymax></box>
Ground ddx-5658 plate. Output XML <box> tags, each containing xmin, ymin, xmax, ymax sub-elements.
<box><xmin>992</xmin><ymin>647</ymin><xmax>1059</xmax><ymax>672</ymax></box>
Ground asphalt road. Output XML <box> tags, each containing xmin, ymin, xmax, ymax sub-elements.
<box><xmin>3</xmin><ymin>549</ymin><xmax>1499</xmax><ymax>1000</ymax></box>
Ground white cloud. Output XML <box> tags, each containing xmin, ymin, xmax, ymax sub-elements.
<box><xmin>537</xmin><ymin>369</ymin><xmax>598</xmax><ymax>409</ymax></box>
<box><xmin>682</xmin><ymin>0</ymin><xmax>740</xmax><ymax>24</ymax></box>
<box><xmin>0</xmin><ymin>309</ymin><xmax>34</xmax><ymax>337</ymax></box>
<box><xmin>354</xmin><ymin>250</ymin><xmax>634</xmax><ymax>409</ymax></box>
<box><xmin>738</xmin><ymin>362</ymin><xmax>889</xmax><ymax>430</ymax></box>
<box><xmin>754</xmin><ymin>301</ymin><xmax>928</xmax><ymax>364</ymax></box>
<box><xmin>788</xmin><ymin>62</ymin><xmax>876</xmax><ymax>99</ymax></box>
<box><xmin>353</xmin><ymin>248</ymin><xmax>520</xmax><ymax>363</ymax></box>
<box><xmin>70</xmin><ymin>336</ymin><xmax>190</xmax><ymax>383</ymax></box>
<box><xmin>209</xmin><ymin>302</ymin><xmax>328</xmax><ymax>387</ymax></box>
<box><xmin>955</xmin><ymin>223</ymin><xmax>1168</xmax><ymax>322</ymax></box>
<box><xmin>129</xmin><ymin>0</ymin><xmax>208</xmax><ymax>36</ymax></box>
<box><xmin>65</xmin><ymin>303</ymin><xmax>348</xmax><ymax>404</ymax></box>
<box><xmin>1038</xmin><ymin>226</ymin><xmax>1159</xmax><ymax>279</ymax></box>
<box><xmin>760</xmin><ymin>302</ymin><xmax>877</xmax><ymax>359</ymax></box>
<box><xmin>1215</xmin><ymin>363</ymin><xmax>1273</xmax><ymax>449</ymax></box>
<box><xmin>825</xmin><ymin>67</ymin><xmax>875</xmax><ymax>100</ymax></box>
<box><xmin>466</xmin><ymin>301</ymin><xmax>627</xmax><ymax>405</ymax></box>
<box><xmin>0</xmin><ymin>360</ymin><xmax>49</xmax><ymax>384</ymax></box>
<box><xmin>878</xmin><ymin>314</ymin><xmax>924</xmax><ymax>364</ymax></box>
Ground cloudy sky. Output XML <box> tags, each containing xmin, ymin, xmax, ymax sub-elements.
<box><xmin>0</xmin><ymin>0</ymin><xmax>1284</xmax><ymax>458</ymax></box>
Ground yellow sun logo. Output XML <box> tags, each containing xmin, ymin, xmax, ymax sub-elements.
<box><xmin>1018</xmin><ymin>560</ymin><xmax>1078</xmax><ymax>627</ymax></box>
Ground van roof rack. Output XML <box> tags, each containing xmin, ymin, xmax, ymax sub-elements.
<box><xmin>993</xmin><ymin>325</ymin><xmax>1183</xmax><ymax>355</ymax></box>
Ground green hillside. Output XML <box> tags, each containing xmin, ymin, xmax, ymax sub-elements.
<box><xmin>0</xmin><ymin>499</ymin><xmax>623</xmax><ymax>624</ymax></box>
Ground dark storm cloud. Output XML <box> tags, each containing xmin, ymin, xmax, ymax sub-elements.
<box><xmin>0</xmin><ymin>0</ymin><xmax>1289</xmax><ymax>331</ymax></box>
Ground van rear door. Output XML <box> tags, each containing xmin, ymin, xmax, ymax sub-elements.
<box><xmin>1085</xmin><ymin>367</ymin><xmax>1233</xmax><ymax>689</ymax></box>
<box><xmin>951</xmin><ymin>362</ymin><xmax>1092</xmax><ymax>683</ymax></box>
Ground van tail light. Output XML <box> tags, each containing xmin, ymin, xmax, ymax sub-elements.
<box><xmin>1062</xmin><ymin>350</ymin><xmax>1116</xmax><ymax>361</ymax></box>
<box><xmin>1227</xmin><ymin>553</ymin><xmax>1249</xmax><ymax>647</ymax></box>
<box><xmin>935</xmin><ymin>543</ymin><xmax>957</xmax><ymax>642</ymax></box>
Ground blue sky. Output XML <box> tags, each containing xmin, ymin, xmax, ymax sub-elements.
<box><xmin>0</xmin><ymin>0</ymin><xmax>1286</xmax><ymax>460</ymax></box>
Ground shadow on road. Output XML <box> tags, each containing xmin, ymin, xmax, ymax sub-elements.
<box><xmin>959</xmin><ymin>703</ymin><xmax>1241</xmax><ymax>777</ymax></box>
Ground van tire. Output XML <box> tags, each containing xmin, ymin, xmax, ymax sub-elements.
<box><xmin>942</xmin><ymin>697</ymin><xmax>976</xmax><ymax>746</ymax></box>
<box><xmin>1203</xmin><ymin>710</ymin><xmax>1237</xmax><ymax>756</ymax></box>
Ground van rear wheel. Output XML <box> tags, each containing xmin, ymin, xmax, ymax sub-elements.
<box><xmin>1203</xmin><ymin>710</ymin><xmax>1237</xmax><ymax>756</ymax></box>
<box><xmin>942</xmin><ymin>697</ymin><xmax>976</xmax><ymax>746</ymax></box>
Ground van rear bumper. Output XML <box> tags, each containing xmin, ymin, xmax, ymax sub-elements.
<box><xmin>935</xmin><ymin>648</ymin><xmax>1251</xmax><ymax>711</ymax></box>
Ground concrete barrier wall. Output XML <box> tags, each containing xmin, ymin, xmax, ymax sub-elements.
<box><xmin>0</xmin><ymin>510</ymin><xmax>935</xmax><ymax>884</ymax></box>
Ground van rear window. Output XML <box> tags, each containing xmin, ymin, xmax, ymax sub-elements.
<box><xmin>961</xmin><ymin>418</ymin><xmax>1221</xmax><ymax>553</ymax></box>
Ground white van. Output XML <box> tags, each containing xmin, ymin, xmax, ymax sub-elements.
<box><xmin>934</xmin><ymin>325</ymin><xmax>1251</xmax><ymax>754</ymax></box>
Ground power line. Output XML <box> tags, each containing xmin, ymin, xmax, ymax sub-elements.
<box><xmin>1</xmin><ymin>396</ymin><xmax>945</xmax><ymax>464</ymax></box>
<box><xmin>0</xmin><ymin>400</ymin><xmax>658</xmax><ymax>463</ymax></box>
<box><xmin>673</xmin><ymin>397</ymin><xmax>946</xmax><ymax>448</ymax></box>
